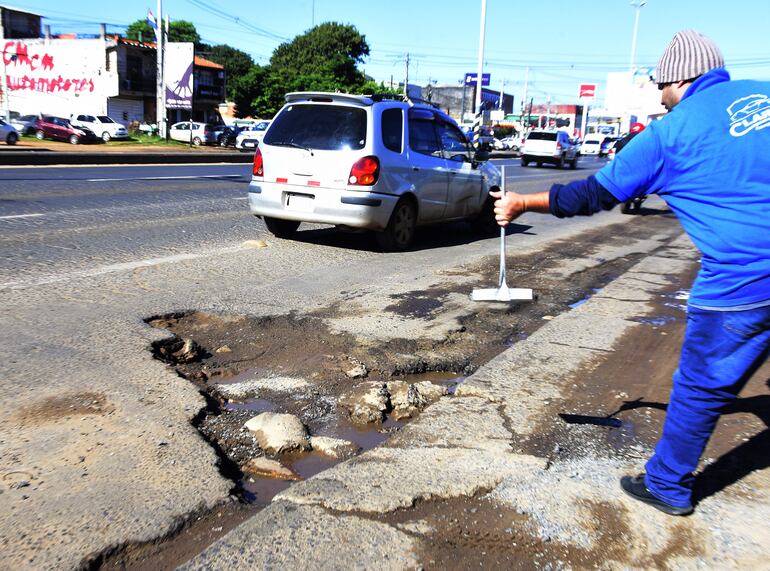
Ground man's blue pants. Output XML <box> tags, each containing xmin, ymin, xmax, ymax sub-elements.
<box><xmin>645</xmin><ymin>304</ymin><xmax>770</xmax><ymax>508</ymax></box>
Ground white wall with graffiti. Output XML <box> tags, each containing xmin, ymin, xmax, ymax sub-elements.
<box><xmin>1</xmin><ymin>38</ymin><xmax>118</xmax><ymax>118</ymax></box>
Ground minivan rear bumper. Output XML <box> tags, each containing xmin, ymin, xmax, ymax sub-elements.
<box><xmin>248</xmin><ymin>180</ymin><xmax>398</xmax><ymax>231</ymax></box>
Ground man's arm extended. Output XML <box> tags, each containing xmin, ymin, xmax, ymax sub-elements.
<box><xmin>491</xmin><ymin>175</ymin><xmax>620</xmax><ymax>226</ymax></box>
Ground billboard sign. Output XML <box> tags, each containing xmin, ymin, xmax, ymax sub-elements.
<box><xmin>465</xmin><ymin>73</ymin><xmax>490</xmax><ymax>86</ymax></box>
<box><xmin>579</xmin><ymin>83</ymin><xmax>597</xmax><ymax>99</ymax></box>
<box><xmin>165</xmin><ymin>42</ymin><xmax>194</xmax><ymax>109</ymax></box>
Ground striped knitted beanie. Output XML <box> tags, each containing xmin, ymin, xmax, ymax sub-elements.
<box><xmin>655</xmin><ymin>30</ymin><xmax>724</xmax><ymax>84</ymax></box>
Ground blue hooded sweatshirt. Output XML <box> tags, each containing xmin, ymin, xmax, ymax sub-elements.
<box><xmin>595</xmin><ymin>68</ymin><xmax>770</xmax><ymax>308</ymax></box>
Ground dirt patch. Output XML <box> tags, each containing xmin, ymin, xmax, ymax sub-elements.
<box><xmin>83</xmin><ymin>500</ymin><xmax>258</xmax><ymax>571</ymax></box>
<box><xmin>379</xmin><ymin>494</ymin><xmax>701</xmax><ymax>570</ymax></box>
<box><xmin>518</xmin><ymin>261</ymin><xmax>770</xmax><ymax>506</ymax></box>
<box><xmin>16</xmin><ymin>392</ymin><xmax>114</xmax><ymax>425</ymax></box>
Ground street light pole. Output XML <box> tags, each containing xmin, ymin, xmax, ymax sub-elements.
<box><xmin>629</xmin><ymin>0</ymin><xmax>646</xmax><ymax>74</ymax></box>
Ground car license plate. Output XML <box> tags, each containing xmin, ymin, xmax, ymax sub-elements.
<box><xmin>244</xmin><ymin>141</ymin><xmax>255</xmax><ymax>147</ymax></box>
<box><xmin>285</xmin><ymin>193</ymin><xmax>314</xmax><ymax>212</ymax></box>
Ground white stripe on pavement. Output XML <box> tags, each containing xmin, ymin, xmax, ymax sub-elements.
<box><xmin>86</xmin><ymin>174</ymin><xmax>244</xmax><ymax>182</ymax></box>
<box><xmin>0</xmin><ymin>213</ymin><xmax>45</xmax><ymax>220</ymax></box>
<box><xmin>0</xmin><ymin>245</ymin><xmax>245</xmax><ymax>290</ymax></box>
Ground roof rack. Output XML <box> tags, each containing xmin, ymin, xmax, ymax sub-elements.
<box><xmin>368</xmin><ymin>93</ymin><xmax>440</xmax><ymax>109</ymax></box>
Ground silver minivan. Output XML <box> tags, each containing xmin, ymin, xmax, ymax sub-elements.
<box><xmin>247</xmin><ymin>92</ymin><xmax>501</xmax><ymax>250</ymax></box>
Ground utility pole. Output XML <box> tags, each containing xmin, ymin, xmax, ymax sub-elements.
<box><xmin>499</xmin><ymin>78</ymin><xmax>504</xmax><ymax>110</ymax></box>
<box><xmin>521</xmin><ymin>66</ymin><xmax>529</xmax><ymax>120</ymax></box>
<box><xmin>629</xmin><ymin>1</ymin><xmax>646</xmax><ymax>75</ymax></box>
<box><xmin>0</xmin><ymin>12</ymin><xmax>10</xmax><ymax>122</ymax></box>
<box><xmin>472</xmin><ymin>0</ymin><xmax>487</xmax><ymax>149</ymax></box>
<box><xmin>156</xmin><ymin>0</ymin><xmax>165</xmax><ymax>137</ymax></box>
<box><xmin>403</xmin><ymin>53</ymin><xmax>409</xmax><ymax>98</ymax></box>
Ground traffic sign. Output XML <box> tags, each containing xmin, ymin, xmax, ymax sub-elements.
<box><xmin>579</xmin><ymin>83</ymin><xmax>597</xmax><ymax>98</ymax></box>
<box><xmin>465</xmin><ymin>73</ymin><xmax>491</xmax><ymax>86</ymax></box>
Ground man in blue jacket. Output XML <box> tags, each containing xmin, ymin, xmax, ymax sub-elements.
<box><xmin>492</xmin><ymin>30</ymin><xmax>770</xmax><ymax>516</ymax></box>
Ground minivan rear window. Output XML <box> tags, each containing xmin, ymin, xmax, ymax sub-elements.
<box><xmin>264</xmin><ymin>104</ymin><xmax>366</xmax><ymax>151</ymax></box>
<box><xmin>527</xmin><ymin>132</ymin><xmax>557</xmax><ymax>141</ymax></box>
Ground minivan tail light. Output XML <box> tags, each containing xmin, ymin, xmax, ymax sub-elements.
<box><xmin>253</xmin><ymin>148</ymin><xmax>264</xmax><ymax>177</ymax></box>
<box><xmin>348</xmin><ymin>156</ymin><xmax>380</xmax><ymax>186</ymax></box>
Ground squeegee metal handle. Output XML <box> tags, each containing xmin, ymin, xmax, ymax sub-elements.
<box><xmin>498</xmin><ymin>166</ymin><xmax>508</xmax><ymax>289</ymax></box>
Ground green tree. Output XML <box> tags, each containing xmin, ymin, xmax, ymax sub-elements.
<box><xmin>125</xmin><ymin>18</ymin><xmax>201</xmax><ymax>43</ymax></box>
<box><xmin>205</xmin><ymin>45</ymin><xmax>255</xmax><ymax>101</ymax></box>
<box><xmin>229</xmin><ymin>65</ymin><xmax>269</xmax><ymax>118</ymax></box>
<box><xmin>252</xmin><ymin>22</ymin><xmax>371</xmax><ymax>116</ymax></box>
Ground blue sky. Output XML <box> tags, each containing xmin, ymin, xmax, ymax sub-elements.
<box><xmin>8</xmin><ymin>0</ymin><xmax>770</xmax><ymax>108</ymax></box>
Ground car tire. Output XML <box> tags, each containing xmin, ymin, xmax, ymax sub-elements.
<box><xmin>6</xmin><ymin>132</ymin><xmax>18</xmax><ymax>145</ymax></box>
<box><xmin>36</xmin><ymin>130</ymin><xmax>45</xmax><ymax>140</ymax></box>
<box><xmin>558</xmin><ymin>155</ymin><xmax>566</xmax><ymax>169</ymax></box>
<box><xmin>69</xmin><ymin>134</ymin><xmax>79</xmax><ymax>145</ymax></box>
<box><xmin>263</xmin><ymin>216</ymin><xmax>300</xmax><ymax>238</ymax></box>
<box><xmin>521</xmin><ymin>158</ymin><xmax>529</xmax><ymax>167</ymax></box>
<box><xmin>376</xmin><ymin>198</ymin><xmax>417</xmax><ymax>252</ymax></box>
<box><xmin>536</xmin><ymin>162</ymin><xmax>542</xmax><ymax>168</ymax></box>
<box><xmin>570</xmin><ymin>156</ymin><xmax>578</xmax><ymax>170</ymax></box>
<box><xmin>192</xmin><ymin>137</ymin><xmax>202</xmax><ymax>146</ymax></box>
<box><xmin>470</xmin><ymin>196</ymin><xmax>498</xmax><ymax>236</ymax></box>
<box><xmin>102</xmin><ymin>132</ymin><xmax>111</xmax><ymax>142</ymax></box>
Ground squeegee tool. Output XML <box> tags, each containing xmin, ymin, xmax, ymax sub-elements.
<box><xmin>470</xmin><ymin>165</ymin><xmax>534</xmax><ymax>303</ymax></box>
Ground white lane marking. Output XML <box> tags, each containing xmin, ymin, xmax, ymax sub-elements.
<box><xmin>0</xmin><ymin>245</ymin><xmax>244</xmax><ymax>291</ymax></box>
<box><xmin>86</xmin><ymin>174</ymin><xmax>244</xmax><ymax>182</ymax></box>
<box><xmin>0</xmin><ymin>213</ymin><xmax>45</xmax><ymax>220</ymax></box>
<box><xmin>232</xmin><ymin>197</ymin><xmax>248</xmax><ymax>200</ymax></box>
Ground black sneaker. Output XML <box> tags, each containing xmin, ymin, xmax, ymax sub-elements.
<box><xmin>620</xmin><ymin>474</ymin><xmax>694</xmax><ymax>516</ymax></box>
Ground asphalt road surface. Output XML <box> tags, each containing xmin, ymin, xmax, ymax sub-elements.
<box><xmin>0</xmin><ymin>157</ymin><xmax>606</xmax><ymax>290</ymax></box>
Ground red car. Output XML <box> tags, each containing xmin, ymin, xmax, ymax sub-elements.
<box><xmin>35</xmin><ymin>115</ymin><xmax>99</xmax><ymax>145</ymax></box>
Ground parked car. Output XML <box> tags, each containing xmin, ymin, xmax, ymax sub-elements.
<box><xmin>11</xmin><ymin>114</ymin><xmax>39</xmax><ymax>135</ymax></box>
<box><xmin>499</xmin><ymin>135</ymin><xmax>520</xmax><ymax>154</ymax></box>
<box><xmin>70</xmin><ymin>114</ymin><xmax>129</xmax><ymax>141</ymax></box>
<box><xmin>598</xmin><ymin>136</ymin><xmax>618</xmax><ymax>158</ymax></box>
<box><xmin>168</xmin><ymin>121</ymin><xmax>222</xmax><ymax>145</ymax></box>
<box><xmin>235</xmin><ymin>120</ymin><xmax>272</xmax><ymax>152</ymax></box>
<box><xmin>35</xmin><ymin>115</ymin><xmax>98</xmax><ymax>144</ymax></box>
<box><xmin>579</xmin><ymin>136</ymin><xmax>604</xmax><ymax>155</ymax></box>
<box><xmin>247</xmin><ymin>92</ymin><xmax>501</xmax><ymax>251</ymax></box>
<box><xmin>0</xmin><ymin>119</ymin><xmax>19</xmax><ymax>145</ymax></box>
<box><xmin>520</xmin><ymin>129</ymin><xmax>578</xmax><ymax>169</ymax></box>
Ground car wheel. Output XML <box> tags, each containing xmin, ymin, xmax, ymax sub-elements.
<box><xmin>558</xmin><ymin>155</ymin><xmax>566</xmax><ymax>169</ymax></box>
<box><xmin>470</xmin><ymin>196</ymin><xmax>498</xmax><ymax>236</ymax></box>
<box><xmin>36</xmin><ymin>130</ymin><xmax>45</xmax><ymax>140</ymax></box>
<box><xmin>570</xmin><ymin>156</ymin><xmax>578</xmax><ymax>170</ymax></box>
<box><xmin>263</xmin><ymin>216</ymin><xmax>300</xmax><ymax>238</ymax></box>
<box><xmin>69</xmin><ymin>134</ymin><xmax>79</xmax><ymax>145</ymax></box>
<box><xmin>102</xmin><ymin>132</ymin><xmax>111</xmax><ymax>142</ymax></box>
<box><xmin>376</xmin><ymin>198</ymin><xmax>417</xmax><ymax>251</ymax></box>
<box><xmin>6</xmin><ymin>132</ymin><xmax>18</xmax><ymax>145</ymax></box>
<box><xmin>520</xmin><ymin>158</ymin><xmax>529</xmax><ymax>167</ymax></box>
<box><xmin>192</xmin><ymin>137</ymin><xmax>202</xmax><ymax>146</ymax></box>
<box><xmin>536</xmin><ymin>162</ymin><xmax>542</xmax><ymax>168</ymax></box>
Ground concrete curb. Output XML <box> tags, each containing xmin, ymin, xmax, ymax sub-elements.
<box><xmin>0</xmin><ymin>150</ymin><xmax>254</xmax><ymax>166</ymax></box>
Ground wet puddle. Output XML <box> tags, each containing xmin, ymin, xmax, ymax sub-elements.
<box><xmin>568</xmin><ymin>287</ymin><xmax>603</xmax><ymax>310</ymax></box>
<box><xmin>220</xmin><ymin>369</ymin><xmax>465</xmax><ymax>506</ymax></box>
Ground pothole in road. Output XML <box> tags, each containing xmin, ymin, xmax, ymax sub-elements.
<box><xmin>115</xmin><ymin>214</ymin><xmax>684</xmax><ymax>569</ymax></box>
<box><xmin>146</xmin><ymin>216</ymin><xmax>683</xmax><ymax>505</ymax></box>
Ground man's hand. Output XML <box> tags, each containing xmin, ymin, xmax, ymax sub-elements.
<box><xmin>490</xmin><ymin>190</ymin><xmax>527</xmax><ymax>226</ymax></box>
<box><xmin>490</xmin><ymin>189</ymin><xmax>551</xmax><ymax>226</ymax></box>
